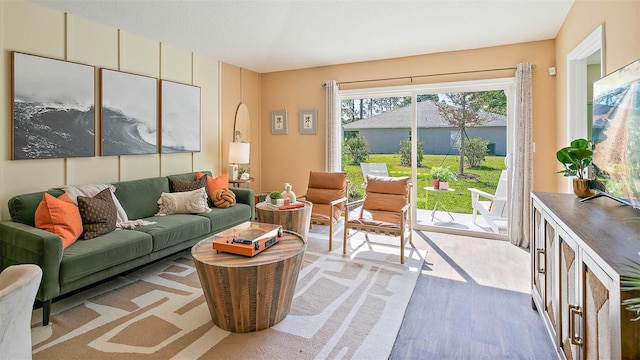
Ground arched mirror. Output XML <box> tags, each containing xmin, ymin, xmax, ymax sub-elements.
<box><xmin>234</xmin><ymin>103</ymin><xmax>250</xmax><ymax>143</ymax></box>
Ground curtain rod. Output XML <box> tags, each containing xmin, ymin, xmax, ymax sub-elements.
<box><xmin>322</xmin><ymin>64</ymin><xmax>535</xmax><ymax>87</ymax></box>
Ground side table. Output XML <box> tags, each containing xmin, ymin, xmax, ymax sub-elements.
<box><xmin>255</xmin><ymin>200</ymin><xmax>312</xmax><ymax>241</ymax></box>
<box><xmin>229</xmin><ymin>177</ymin><xmax>254</xmax><ymax>188</ymax></box>
<box><xmin>191</xmin><ymin>229</ymin><xmax>306</xmax><ymax>333</ymax></box>
<box><xmin>424</xmin><ymin>186</ymin><xmax>455</xmax><ymax>222</ymax></box>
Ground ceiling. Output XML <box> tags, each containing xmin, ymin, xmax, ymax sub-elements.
<box><xmin>30</xmin><ymin>0</ymin><xmax>575</xmax><ymax>73</ymax></box>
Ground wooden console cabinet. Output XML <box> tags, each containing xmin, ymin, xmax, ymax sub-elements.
<box><xmin>531</xmin><ymin>192</ymin><xmax>640</xmax><ymax>359</ymax></box>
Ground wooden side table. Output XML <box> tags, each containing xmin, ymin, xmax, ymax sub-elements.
<box><xmin>255</xmin><ymin>200</ymin><xmax>312</xmax><ymax>241</ymax></box>
<box><xmin>191</xmin><ymin>229</ymin><xmax>306</xmax><ymax>333</ymax></box>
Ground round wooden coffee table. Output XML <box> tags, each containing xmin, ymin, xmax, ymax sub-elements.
<box><xmin>191</xmin><ymin>230</ymin><xmax>306</xmax><ymax>333</ymax></box>
<box><xmin>255</xmin><ymin>200</ymin><xmax>312</xmax><ymax>241</ymax></box>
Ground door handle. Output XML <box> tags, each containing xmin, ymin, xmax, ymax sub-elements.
<box><xmin>569</xmin><ymin>304</ymin><xmax>583</xmax><ymax>346</ymax></box>
<box><xmin>536</xmin><ymin>248</ymin><xmax>545</xmax><ymax>274</ymax></box>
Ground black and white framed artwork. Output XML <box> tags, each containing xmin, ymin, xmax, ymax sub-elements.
<box><xmin>160</xmin><ymin>80</ymin><xmax>201</xmax><ymax>153</ymax></box>
<box><xmin>12</xmin><ymin>52</ymin><xmax>95</xmax><ymax>160</ymax></box>
<box><xmin>101</xmin><ymin>69</ymin><xmax>158</xmax><ymax>156</ymax></box>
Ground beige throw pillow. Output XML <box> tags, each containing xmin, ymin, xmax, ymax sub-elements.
<box><xmin>156</xmin><ymin>188</ymin><xmax>211</xmax><ymax>216</ymax></box>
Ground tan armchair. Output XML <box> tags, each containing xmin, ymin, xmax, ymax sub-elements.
<box><xmin>343</xmin><ymin>175</ymin><xmax>412</xmax><ymax>264</ymax></box>
<box><xmin>299</xmin><ymin>171</ymin><xmax>349</xmax><ymax>251</ymax></box>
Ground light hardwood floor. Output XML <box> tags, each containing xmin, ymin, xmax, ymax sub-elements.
<box><xmin>390</xmin><ymin>231</ymin><xmax>557</xmax><ymax>359</ymax></box>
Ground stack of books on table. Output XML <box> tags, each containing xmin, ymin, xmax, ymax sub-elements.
<box><xmin>264</xmin><ymin>201</ymin><xmax>305</xmax><ymax>210</ymax></box>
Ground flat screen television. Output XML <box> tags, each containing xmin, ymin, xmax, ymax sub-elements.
<box><xmin>588</xmin><ymin>59</ymin><xmax>640</xmax><ymax>209</ymax></box>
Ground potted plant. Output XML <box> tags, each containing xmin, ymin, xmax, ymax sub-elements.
<box><xmin>556</xmin><ymin>138</ymin><xmax>596</xmax><ymax>198</ymax></box>
<box><xmin>430</xmin><ymin>166</ymin><xmax>443</xmax><ymax>189</ymax></box>
<box><xmin>267</xmin><ymin>191</ymin><xmax>282</xmax><ymax>205</ymax></box>
<box><xmin>437</xmin><ymin>167</ymin><xmax>456</xmax><ymax>190</ymax></box>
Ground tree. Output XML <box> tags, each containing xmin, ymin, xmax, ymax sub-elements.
<box><xmin>399</xmin><ymin>139</ymin><xmax>424</xmax><ymax>167</ymax></box>
<box><xmin>343</xmin><ymin>134</ymin><xmax>370</xmax><ymax>165</ymax></box>
<box><xmin>465</xmin><ymin>137</ymin><xmax>490</xmax><ymax>168</ymax></box>
<box><xmin>435</xmin><ymin>92</ymin><xmax>491</xmax><ymax>176</ymax></box>
<box><xmin>474</xmin><ymin>90</ymin><xmax>507</xmax><ymax>115</ymax></box>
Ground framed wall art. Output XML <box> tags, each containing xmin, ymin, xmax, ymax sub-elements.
<box><xmin>12</xmin><ymin>52</ymin><xmax>95</xmax><ymax>160</ymax></box>
<box><xmin>160</xmin><ymin>80</ymin><xmax>201</xmax><ymax>153</ymax></box>
<box><xmin>299</xmin><ymin>109</ymin><xmax>317</xmax><ymax>134</ymax></box>
<box><xmin>271</xmin><ymin>110</ymin><xmax>288</xmax><ymax>135</ymax></box>
<box><xmin>101</xmin><ymin>69</ymin><xmax>158</xmax><ymax>156</ymax></box>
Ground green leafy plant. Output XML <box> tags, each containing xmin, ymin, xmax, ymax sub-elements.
<box><xmin>430</xmin><ymin>166</ymin><xmax>444</xmax><ymax>180</ymax></box>
<box><xmin>437</xmin><ymin>167</ymin><xmax>457</xmax><ymax>182</ymax></box>
<box><xmin>268</xmin><ymin>191</ymin><xmax>282</xmax><ymax>199</ymax></box>
<box><xmin>556</xmin><ymin>138</ymin><xmax>593</xmax><ymax>179</ymax></box>
<box><xmin>621</xmin><ymin>259</ymin><xmax>640</xmax><ymax>321</ymax></box>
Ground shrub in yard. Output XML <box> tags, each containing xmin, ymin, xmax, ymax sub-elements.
<box><xmin>399</xmin><ymin>139</ymin><xmax>424</xmax><ymax>167</ymax></box>
<box><xmin>465</xmin><ymin>137</ymin><xmax>489</xmax><ymax>168</ymax></box>
<box><xmin>343</xmin><ymin>135</ymin><xmax>370</xmax><ymax>165</ymax></box>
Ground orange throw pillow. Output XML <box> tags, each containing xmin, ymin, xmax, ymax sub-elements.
<box><xmin>196</xmin><ymin>172</ymin><xmax>229</xmax><ymax>200</ymax></box>
<box><xmin>35</xmin><ymin>193</ymin><xmax>83</xmax><ymax>249</ymax></box>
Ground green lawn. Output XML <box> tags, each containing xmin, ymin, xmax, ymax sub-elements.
<box><xmin>344</xmin><ymin>154</ymin><xmax>506</xmax><ymax>214</ymax></box>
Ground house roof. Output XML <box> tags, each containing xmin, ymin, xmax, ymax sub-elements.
<box><xmin>342</xmin><ymin>100</ymin><xmax>507</xmax><ymax>130</ymax></box>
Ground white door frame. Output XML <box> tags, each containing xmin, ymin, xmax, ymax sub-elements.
<box><xmin>566</xmin><ymin>24</ymin><xmax>605</xmax><ymax>191</ymax></box>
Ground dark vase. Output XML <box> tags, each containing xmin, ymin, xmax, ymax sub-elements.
<box><xmin>432</xmin><ymin>179</ymin><xmax>440</xmax><ymax>190</ymax></box>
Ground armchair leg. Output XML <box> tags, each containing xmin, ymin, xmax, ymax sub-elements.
<box><xmin>329</xmin><ymin>221</ymin><xmax>333</xmax><ymax>251</ymax></box>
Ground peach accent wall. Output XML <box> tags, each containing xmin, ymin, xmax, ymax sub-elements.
<box><xmin>0</xmin><ymin>1</ymin><xmax>220</xmax><ymax>220</ymax></box>
<box><xmin>220</xmin><ymin>64</ymin><xmax>261</xmax><ymax>191</ymax></box>
<box><xmin>554</xmin><ymin>0</ymin><xmax>640</xmax><ymax>191</ymax></box>
<box><xmin>257</xmin><ymin>41</ymin><xmax>556</xmax><ymax>195</ymax></box>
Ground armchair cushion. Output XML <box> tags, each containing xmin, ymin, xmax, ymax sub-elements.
<box><xmin>305</xmin><ymin>171</ymin><xmax>348</xmax><ymax>221</ymax></box>
<box><xmin>365</xmin><ymin>175</ymin><xmax>408</xmax><ymax>195</ymax></box>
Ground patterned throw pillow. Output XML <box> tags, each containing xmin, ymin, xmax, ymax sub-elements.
<box><xmin>77</xmin><ymin>188</ymin><xmax>117</xmax><ymax>240</ymax></box>
<box><xmin>156</xmin><ymin>188</ymin><xmax>211</xmax><ymax>216</ymax></box>
<box><xmin>170</xmin><ymin>176</ymin><xmax>207</xmax><ymax>193</ymax></box>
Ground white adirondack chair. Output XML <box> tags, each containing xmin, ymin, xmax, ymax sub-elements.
<box><xmin>360</xmin><ymin>163</ymin><xmax>389</xmax><ymax>187</ymax></box>
<box><xmin>468</xmin><ymin>170</ymin><xmax>508</xmax><ymax>233</ymax></box>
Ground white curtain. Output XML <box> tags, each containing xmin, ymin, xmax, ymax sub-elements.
<box><xmin>509</xmin><ymin>63</ymin><xmax>533</xmax><ymax>248</ymax></box>
<box><xmin>325</xmin><ymin>80</ymin><xmax>341</xmax><ymax>172</ymax></box>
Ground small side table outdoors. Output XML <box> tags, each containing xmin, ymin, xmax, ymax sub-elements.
<box><xmin>191</xmin><ymin>229</ymin><xmax>306</xmax><ymax>333</ymax></box>
<box><xmin>229</xmin><ymin>177</ymin><xmax>254</xmax><ymax>188</ymax></box>
<box><xmin>424</xmin><ymin>186</ymin><xmax>455</xmax><ymax>222</ymax></box>
<box><xmin>255</xmin><ymin>200</ymin><xmax>312</xmax><ymax>241</ymax></box>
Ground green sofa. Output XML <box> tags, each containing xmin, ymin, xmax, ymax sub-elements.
<box><xmin>0</xmin><ymin>171</ymin><xmax>254</xmax><ymax>326</ymax></box>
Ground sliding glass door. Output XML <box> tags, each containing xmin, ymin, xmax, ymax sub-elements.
<box><xmin>340</xmin><ymin>78</ymin><xmax>514</xmax><ymax>239</ymax></box>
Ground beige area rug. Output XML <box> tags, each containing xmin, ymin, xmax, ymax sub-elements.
<box><xmin>31</xmin><ymin>226</ymin><xmax>426</xmax><ymax>359</ymax></box>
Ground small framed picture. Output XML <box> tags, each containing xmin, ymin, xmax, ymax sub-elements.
<box><xmin>299</xmin><ymin>109</ymin><xmax>317</xmax><ymax>134</ymax></box>
<box><xmin>271</xmin><ymin>110</ymin><xmax>288</xmax><ymax>135</ymax></box>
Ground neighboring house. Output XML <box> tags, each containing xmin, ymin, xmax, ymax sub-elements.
<box><xmin>342</xmin><ymin>100</ymin><xmax>507</xmax><ymax>156</ymax></box>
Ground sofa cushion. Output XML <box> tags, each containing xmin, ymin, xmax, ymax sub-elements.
<box><xmin>197</xmin><ymin>203</ymin><xmax>252</xmax><ymax>232</ymax></box>
<box><xmin>170</xmin><ymin>176</ymin><xmax>207</xmax><ymax>193</ymax></box>
<box><xmin>34</xmin><ymin>193</ymin><xmax>83</xmax><ymax>249</ymax></box>
<box><xmin>156</xmin><ymin>188</ymin><xmax>211</xmax><ymax>215</ymax></box>
<box><xmin>78</xmin><ymin>188</ymin><xmax>118</xmax><ymax>240</ymax></box>
<box><xmin>60</xmin><ymin>229</ymin><xmax>153</xmax><ymax>284</ymax></box>
<box><xmin>61</xmin><ymin>184</ymin><xmax>129</xmax><ymax>226</ymax></box>
<box><xmin>133</xmin><ymin>215</ymin><xmax>210</xmax><ymax>251</ymax></box>
<box><xmin>112</xmin><ymin>177</ymin><xmax>170</xmax><ymax>220</ymax></box>
<box><xmin>196</xmin><ymin>172</ymin><xmax>229</xmax><ymax>202</ymax></box>
<box><xmin>8</xmin><ymin>190</ymin><xmax>64</xmax><ymax>226</ymax></box>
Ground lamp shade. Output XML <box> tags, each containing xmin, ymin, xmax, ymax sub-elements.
<box><xmin>229</xmin><ymin>142</ymin><xmax>250</xmax><ymax>164</ymax></box>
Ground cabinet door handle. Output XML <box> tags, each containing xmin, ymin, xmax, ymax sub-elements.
<box><xmin>536</xmin><ymin>248</ymin><xmax>545</xmax><ymax>274</ymax></box>
<box><xmin>569</xmin><ymin>304</ymin><xmax>583</xmax><ymax>346</ymax></box>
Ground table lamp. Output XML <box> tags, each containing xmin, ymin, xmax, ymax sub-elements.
<box><xmin>228</xmin><ymin>142</ymin><xmax>250</xmax><ymax>180</ymax></box>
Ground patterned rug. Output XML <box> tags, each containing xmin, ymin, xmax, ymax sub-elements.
<box><xmin>31</xmin><ymin>227</ymin><xmax>426</xmax><ymax>359</ymax></box>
